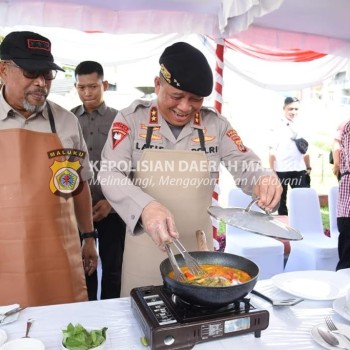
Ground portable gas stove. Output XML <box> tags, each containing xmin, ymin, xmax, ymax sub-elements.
<box><xmin>130</xmin><ymin>285</ymin><xmax>269</xmax><ymax>350</ymax></box>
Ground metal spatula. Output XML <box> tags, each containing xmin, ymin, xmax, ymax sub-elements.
<box><xmin>172</xmin><ymin>239</ymin><xmax>207</xmax><ymax>276</ymax></box>
<box><xmin>165</xmin><ymin>244</ymin><xmax>185</xmax><ymax>282</ymax></box>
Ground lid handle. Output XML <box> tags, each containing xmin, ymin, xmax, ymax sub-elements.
<box><xmin>245</xmin><ymin>199</ymin><xmax>270</xmax><ymax>215</ymax></box>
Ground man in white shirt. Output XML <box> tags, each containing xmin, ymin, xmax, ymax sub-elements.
<box><xmin>269</xmin><ymin>97</ymin><xmax>311</xmax><ymax>215</ymax></box>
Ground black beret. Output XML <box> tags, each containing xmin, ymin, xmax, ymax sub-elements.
<box><xmin>159</xmin><ymin>42</ymin><xmax>213</xmax><ymax>97</ymax></box>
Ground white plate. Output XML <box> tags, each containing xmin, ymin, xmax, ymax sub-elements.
<box><xmin>0</xmin><ymin>305</ymin><xmax>20</xmax><ymax>327</ymax></box>
<box><xmin>333</xmin><ymin>296</ymin><xmax>350</xmax><ymax>321</ymax></box>
<box><xmin>311</xmin><ymin>323</ymin><xmax>350</xmax><ymax>350</ymax></box>
<box><xmin>0</xmin><ymin>330</ymin><xmax>7</xmax><ymax>346</ymax></box>
<box><xmin>0</xmin><ymin>338</ymin><xmax>45</xmax><ymax>350</ymax></box>
<box><xmin>271</xmin><ymin>271</ymin><xmax>350</xmax><ymax>300</ymax></box>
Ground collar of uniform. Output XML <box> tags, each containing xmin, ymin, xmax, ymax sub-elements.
<box><xmin>37</xmin><ymin>103</ymin><xmax>49</xmax><ymax>120</ymax></box>
<box><xmin>190</xmin><ymin>111</ymin><xmax>204</xmax><ymax>129</ymax></box>
<box><xmin>85</xmin><ymin>101</ymin><xmax>106</xmax><ymax>116</ymax></box>
<box><xmin>146</xmin><ymin>101</ymin><xmax>161</xmax><ymax>127</ymax></box>
<box><xmin>0</xmin><ymin>87</ymin><xmax>11</xmax><ymax>121</ymax></box>
<box><xmin>150</xmin><ymin>102</ymin><xmax>204</xmax><ymax>130</ymax></box>
<box><xmin>281</xmin><ymin>117</ymin><xmax>292</xmax><ymax>126</ymax></box>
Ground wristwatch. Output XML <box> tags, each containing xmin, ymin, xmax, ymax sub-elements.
<box><xmin>307</xmin><ymin>167</ymin><xmax>312</xmax><ymax>171</ymax></box>
<box><xmin>80</xmin><ymin>229</ymin><xmax>98</xmax><ymax>240</ymax></box>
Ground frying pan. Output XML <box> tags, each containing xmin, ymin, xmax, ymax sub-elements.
<box><xmin>159</xmin><ymin>251</ymin><xmax>259</xmax><ymax>307</ymax></box>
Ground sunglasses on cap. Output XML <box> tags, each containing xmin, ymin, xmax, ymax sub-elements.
<box><xmin>4</xmin><ymin>61</ymin><xmax>57</xmax><ymax>81</ymax></box>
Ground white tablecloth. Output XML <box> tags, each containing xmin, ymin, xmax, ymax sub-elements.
<box><xmin>1</xmin><ymin>278</ymin><xmax>349</xmax><ymax>349</ymax></box>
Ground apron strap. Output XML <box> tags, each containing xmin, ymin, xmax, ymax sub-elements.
<box><xmin>145</xmin><ymin>126</ymin><xmax>206</xmax><ymax>151</ymax></box>
<box><xmin>197</xmin><ymin>128</ymin><xmax>205</xmax><ymax>152</ymax></box>
<box><xmin>145</xmin><ymin>126</ymin><xmax>153</xmax><ymax>149</ymax></box>
<box><xmin>47</xmin><ymin>103</ymin><xmax>56</xmax><ymax>133</ymax></box>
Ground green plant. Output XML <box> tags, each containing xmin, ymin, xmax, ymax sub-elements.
<box><xmin>320</xmin><ymin>205</ymin><xmax>330</xmax><ymax>230</ymax></box>
<box><xmin>218</xmin><ymin>220</ymin><xmax>226</xmax><ymax>235</ymax></box>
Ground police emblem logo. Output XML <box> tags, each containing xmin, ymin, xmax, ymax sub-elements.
<box><xmin>112</xmin><ymin>122</ymin><xmax>129</xmax><ymax>149</ymax></box>
<box><xmin>226</xmin><ymin>129</ymin><xmax>247</xmax><ymax>152</ymax></box>
<box><xmin>49</xmin><ymin>160</ymin><xmax>82</xmax><ymax>196</ymax></box>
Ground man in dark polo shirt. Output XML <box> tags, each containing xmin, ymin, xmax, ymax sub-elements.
<box><xmin>71</xmin><ymin>61</ymin><xmax>126</xmax><ymax>299</ymax></box>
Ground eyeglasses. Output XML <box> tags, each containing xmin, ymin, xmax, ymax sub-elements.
<box><xmin>4</xmin><ymin>61</ymin><xmax>57</xmax><ymax>80</ymax></box>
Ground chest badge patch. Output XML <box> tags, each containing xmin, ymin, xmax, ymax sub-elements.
<box><xmin>192</xmin><ymin>128</ymin><xmax>215</xmax><ymax>143</ymax></box>
<box><xmin>49</xmin><ymin>160</ymin><xmax>82</xmax><ymax>196</ymax></box>
<box><xmin>112</xmin><ymin>122</ymin><xmax>129</xmax><ymax>149</ymax></box>
<box><xmin>139</xmin><ymin>123</ymin><xmax>162</xmax><ymax>140</ymax></box>
<box><xmin>226</xmin><ymin>129</ymin><xmax>247</xmax><ymax>152</ymax></box>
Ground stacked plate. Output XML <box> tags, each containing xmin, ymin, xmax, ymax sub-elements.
<box><xmin>271</xmin><ymin>270</ymin><xmax>350</xmax><ymax>300</ymax></box>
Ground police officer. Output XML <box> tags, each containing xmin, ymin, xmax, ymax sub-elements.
<box><xmin>99</xmin><ymin>42</ymin><xmax>282</xmax><ymax>297</ymax></box>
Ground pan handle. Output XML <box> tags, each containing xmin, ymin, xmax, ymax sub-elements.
<box><xmin>196</xmin><ymin>230</ymin><xmax>209</xmax><ymax>251</ymax></box>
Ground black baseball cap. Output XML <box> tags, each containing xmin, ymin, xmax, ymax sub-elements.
<box><xmin>0</xmin><ymin>31</ymin><xmax>64</xmax><ymax>72</ymax></box>
<box><xmin>159</xmin><ymin>42</ymin><xmax>213</xmax><ymax>97</ymax></box>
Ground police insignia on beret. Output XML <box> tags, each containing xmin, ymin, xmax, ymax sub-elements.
<box><xmin>160</xmin><ymin>64</ymin><xmax>171</xmax><ymax>85</ymax></box>
<box><xmin>159</xmin><ymin>42</ymin><xmax>213</xmax><ymax>97</ymax></box>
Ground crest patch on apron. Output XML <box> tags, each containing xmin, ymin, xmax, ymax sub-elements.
<box><xmin>226</xmin><ymin>129</ymin><xmax>247</xmax><ymax>152</ymax></box>
<box><xmin>49</xmin><ymin>160</ymin><xmax>82</xmax><ymax>196</ymax></box>
<box><xmin>112</xmin><ymin>122</ymin><xmax>129</xmax><ymax>149</ymax></box>
<box><xmin>47</xmin><ymin>148</ymin><xmax>85</xmax><ymax>197</ymax></box>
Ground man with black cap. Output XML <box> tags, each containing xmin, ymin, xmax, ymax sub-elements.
<box><xmin>0</xmin><ymin>31</ymin><xmax>98</xmax><ymax>306</ymax></box>
<box><xmin>99</xmin><ymin>42</ymin><xmax>282</xmax><ymax>297</ymax></box>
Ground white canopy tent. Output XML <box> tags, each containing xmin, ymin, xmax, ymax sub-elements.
<box><xmin>1</xmin><ymin>0</ymin><xmax>349</xmax><ymax>91</ymax></box>
<box><xmin>0</xmin><ymin>0</ymin><xmax>349</xmax><ymax>56</ymax></box>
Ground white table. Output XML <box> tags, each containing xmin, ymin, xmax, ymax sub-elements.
<box><xmin>0</xmin><ymin>279</ymin><xmax>348</xmax><ymax>350</ymax></box>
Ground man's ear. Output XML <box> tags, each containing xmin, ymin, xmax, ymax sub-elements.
<box><xmin>154</xmin><ymin>76</ymin><xmax>161</xmax><ymax>92</ymax></box>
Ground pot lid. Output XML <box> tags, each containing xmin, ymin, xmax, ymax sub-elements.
<box><xmin>207</xmin><ymin>200</ymin><xmax>303</xmax><ymax>241</ymax></box>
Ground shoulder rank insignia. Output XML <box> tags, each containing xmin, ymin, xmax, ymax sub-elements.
<box><xmin>193</xmin><ymin>112</ymin><xmax>201</xmax><ymax>126</ymax></box>
<box><xmin>112</xmin><ymin>122</ymin><xmax>129</xmax><ymax>149</ymax></box>
<box><xmin>149</xmin><ymin>106</ymin><xmax>158</xmax><ymax>124</ymax></box>
<box><xmin>226</xmin><ymin>129</ymin><xmax>247</xmax><ymax>152</ymax></box>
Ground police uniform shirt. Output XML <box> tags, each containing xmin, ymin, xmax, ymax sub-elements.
<box><xmin>0</xmin><ymin>88</ymin><xmax>93</xmax><ymax>181</ymax></box>
<box><xmin>99</xmin><ymin>99</ymin><xmax>273</xmax><ymax>233</ymax></box>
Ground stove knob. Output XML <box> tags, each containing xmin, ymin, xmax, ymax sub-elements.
<box><xmin>164</xmin><ymin>335</ymin><xmax>175</xmax><ymax>346</ymax></box>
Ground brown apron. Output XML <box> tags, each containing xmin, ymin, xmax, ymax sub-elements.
<box><xmin>0</xmin><ymin>125</ymin><xmax>88</xmax><ymax>306</ymax></box>
<box><xmin>121</xmin><ymin>149</ymin><xmax>214</xmax><ymax>297</ymax></box>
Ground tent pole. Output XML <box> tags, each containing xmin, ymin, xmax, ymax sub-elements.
<box><xmin>212</xmin><ymin>39</ymin><xmax>225</xmax><ymax>250</ymax></box>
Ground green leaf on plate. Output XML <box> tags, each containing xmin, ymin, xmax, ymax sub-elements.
<box><xmin>62</xmin><ymin>323</ymin><xmax>107</xmax><ymax>350</ymax></box>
